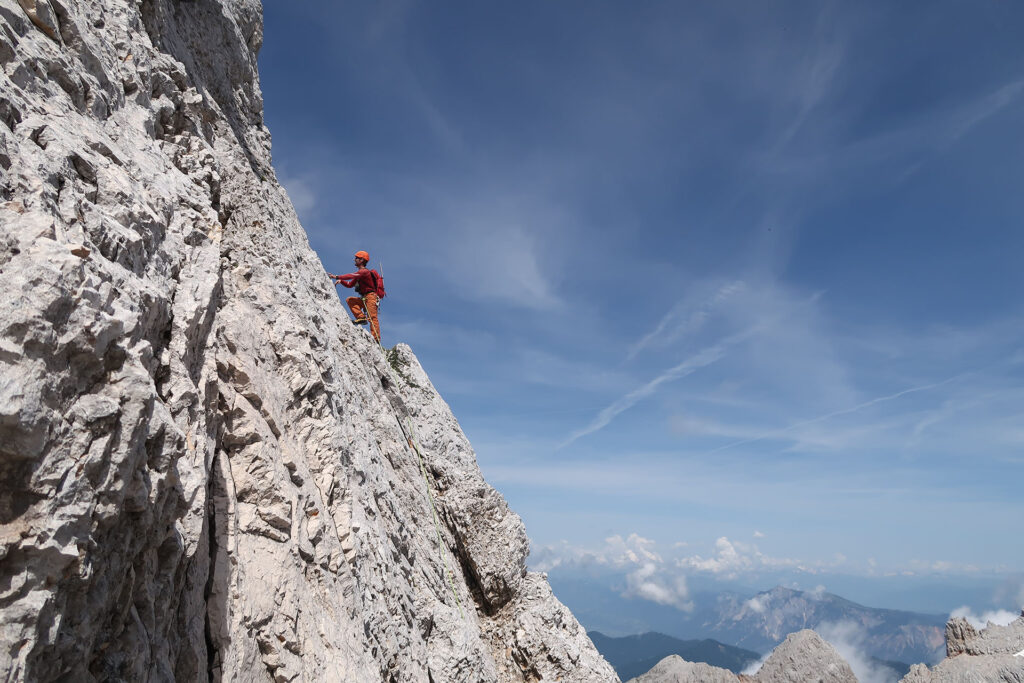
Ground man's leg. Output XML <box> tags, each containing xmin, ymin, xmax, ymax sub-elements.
<box><xmin>346</xmin><ymin>297</ymin><xmax>366</xmax><ymax>321</ymax></box>
<box><xmin>365</xmin><ymin>293</ymin><xmax>380</xmax><ymax>342</ymax></box>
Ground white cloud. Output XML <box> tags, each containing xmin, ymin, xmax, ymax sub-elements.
<box><xmin>818</xmin><ymin>620</ymin><xmax>901</xmax><ymax>683</ymax></box>
<box><xmin>949</xmin><ymin>607</ymin><xmax>1020</xmax><ymax>630</ymax></box>
<box><xmin>678</xmin><ymin>536</ymin><xmax>800</xmax><ymax>579</ymax></box>
<box><xmin>279</xmin><ymin>174</ymin><xmax>318</xmax><ymax>219</ymax></box>
<box><xmin>753</xmin><ymin>530</ymin><xmax>766</xmax><ymax>539</ymax></box>
<box><xmin>745</xmin><ymin>595</ymin><xmax>767</xmax><ymax>614</ymax></box>
<box><xmin>530</xmin><ymin>534</ymin><xmax>693</xmax><ymax>611</ymax></box>
<box><xmin>741</xmin><ymin>652</ymin><xmax>771</xmax><ymax>676</ymax></box>
<box><xmin>624</xmin><ymin>562</ymin><xmax>693</xmax><ymax>612</ymax></box>
<box><xmin>530</xmin><ymin>533</ymin><xmax>664</xmax><ymax>572</ymax></box>
<box><xmin>605</xmin><ymin>533</ymin><xmax>663</xmax><ymax>566</ymax></box>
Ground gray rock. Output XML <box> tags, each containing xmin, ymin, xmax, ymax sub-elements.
<box><xmin>628</xmin><ymin>630</ymin><xmax>856</xmax><ymax>683</ymax></box>
<box><xmin>945</xmin><ymin>614</ymin><xmax>1024</xmax><ymax>657</ymax></box>
<box><xmin>0</xmin><ymin>0</ymin><xmax>617</xmax><ymax>681</ymax></box>
<box><xmin>755</xmin><ymin>630</ymin><xmax>856</xmax><ymax>683</ymax></box>
<box><xmin>16</xmin><ymin>0</ymin><xmax>60</xmax><ymax>42</ymax></box>
<box><xmin>900</xmin><ymin>613</ymin><xmax>1024</xmax><ymax>683</ymax></box>
<box><xmin>626</xmin><ymin>655</ymin><xmax>741</xmax><ymax>683</ymax></box>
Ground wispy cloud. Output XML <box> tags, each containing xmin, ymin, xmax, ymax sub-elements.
<box><xmin>898</xmin><ymin>78</ymin><xmax>1024</xmax><ymax>178</ymax></box>
<box><xmin>818</xmin><ymin>621</ymin><xmax>902</xmax><ymax>683</ymax></box>
<box><xmin>448</xmin><ymin>223</ymin><xmax>556</xmax><ymax>307</ymax></box>
<box><xmin>538</xmin><ymin>534</ymin><xmax>695</xmax><ymax>611</ymax></box>
<box><xmin>278</xmin><ymin>173</ymin><xmax>319</xmax><ymax>220</ymax></box>
<box><xmin>264</xmin><ymin>1</ymin><xmax>1024</xmax><ymax>582</ymax></box>
<box><xmin>560</xmin><ymin>330</ymin><xmax>751</xmax><ymax>448</ymax></box>
<box><xmin>950</xmin><ymin>606</ymin><xmax>1021</xmax><ymax>630</ymax></box>
<box><xmin>700</xmin><ymin>375</ymin><xmax>965</xmax><ymax>457</ymax></box>
<box><xmin>627</xmin><ymin>281</ymin><xmax>745</xmax><ymax>360</ymax></box>
<box><xmin>678</xmin><ymin>536</ymin><xmax>803</xmax><ymax>579</ymax></box>
<box><xmin>531</xmin><ymin>533</ymin><xmax>663</xmax><ymax>573</ymax></box>
<box><xmin>625</xmin><ymin>562</ymin><xmax>693</xmax><ymax>611</ymax></box>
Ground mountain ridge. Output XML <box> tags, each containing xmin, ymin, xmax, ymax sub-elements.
<box><xmin>588</xmin><ymin>630</ymin><xmax>760</xmax><ymax>680</ymax></box>
<box><xmin>549</xmin><ymin>572</ymin><xmax>946</xmax><ymax>666</ymax></box>
<box><xmin>707</xmin><ymin>585</ymin><xmax>946</xmax><ymax>663</ymax></box>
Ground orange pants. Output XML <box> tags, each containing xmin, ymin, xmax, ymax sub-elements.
<box><xmin>347</xmin><ymin>293</ymin><xmax>380</xmax><ymax>342</ymax></box>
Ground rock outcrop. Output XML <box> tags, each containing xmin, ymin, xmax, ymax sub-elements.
<box><xmin>628</xmin><ymin>630</ymin><xmax>856</xmax><ymax>683</ymax></box>
<box><xmin>754</xmin><ymin>630</ymin><xmax>857</xmax><ymax>683</ymax></box>
<box><xmin>627</xmin><ymin>655</ymin><xmax>740</xmax><ymax>683</ymax></box>
<box><xmin>0</xmin><ymin>0</ymin><xmax>616</xmax><ymax>681</ymax></box>
<box><xmin>900</xmin><ymin>612</ymin><xmax>1024</xmax><ymax>683</ymax></box>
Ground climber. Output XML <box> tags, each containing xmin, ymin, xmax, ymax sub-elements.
<box><xmin>328</xmin><ymin>250</ymin><xmax>385</xmax><ymax>343</ymax></box>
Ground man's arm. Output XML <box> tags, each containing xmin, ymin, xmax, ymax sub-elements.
<box><xmin>331</xmin><ymin>271</ymin><xmax>359</xmax><ymax>288</ymax></box>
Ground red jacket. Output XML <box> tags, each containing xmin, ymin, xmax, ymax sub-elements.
<box><xmin>335</xmin><ymin>268</ymin><xmax>378</xmax><ymax>296</ymax></box>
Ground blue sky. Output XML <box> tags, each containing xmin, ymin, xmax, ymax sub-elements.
<box><xmin>258</xmin><ymin>1</ymin><xmax>1024</xmax><ymax>612</ymax></box>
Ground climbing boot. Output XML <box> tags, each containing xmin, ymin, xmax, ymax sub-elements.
<box><xmin>352</xmin><ymin>318</ymin><xmax>369</xmax><ymax>325</ymax></box>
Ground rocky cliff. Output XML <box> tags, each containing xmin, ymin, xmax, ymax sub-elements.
<box><xmin>627</xmin><ymin>630</ymin><xmax>857</xmax><ymax>683</ymax></box>
<box><xmin>901</xmin><ymin>612</ymin><xmax>1024</xmax><ymax>683</ymax></box>
<box><xmin>0</xmin><ymin>0</ymin><xmax>616</xmax><ymax>680</ymax></box>
<box><xmin>629</xmin><ymin>617</ymin><xmax>1024</xmax><ymax>683</ymax></box>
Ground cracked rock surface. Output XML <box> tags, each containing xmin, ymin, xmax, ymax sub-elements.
<box><xmin>0</xmin><ymin>0</ymin><xmax>617</xmax><ymax>681</ymax></box>
<box><xmin>900</xmin><ymin>613</ymin><xmax>1024</xmax><ymax>683</ymax></box>
<box><xmin>627</xmin><ymin>630</ymin><xmax>856</xmax><ymax>683</ymax></box>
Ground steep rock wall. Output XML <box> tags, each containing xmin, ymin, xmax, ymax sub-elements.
<box><xmin>0</xmin><ymin>1</ymin><xmax>617</xmax><ymax>681</ymax></box>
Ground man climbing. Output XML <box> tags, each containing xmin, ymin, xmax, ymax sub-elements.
<box><xmin>329</xmin><ymin>250</ymin><xmax>384</xmax><ymax>343</ymax></box>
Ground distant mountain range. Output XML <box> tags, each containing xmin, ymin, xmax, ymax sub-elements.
<box><xmin>588</xmin><ymin>631</ymin><xmax>760</xmax><ymax>681</ymax></box>
<box><xmin>704</xmin><ymin>585</ymin><xmax>945</xmax><ymax>665</ymax></box>
<box><xmin>550</xmin><ymin>575</ymin><xmax>948</xmax><ymax>666</ymax></box>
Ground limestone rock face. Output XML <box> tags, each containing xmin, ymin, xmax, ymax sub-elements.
<box><xmin>754</xmin><ymin>630</ymin><xmax>856</xmax><ymax>683</ymax></box>
<box><xmin>626</xmin><ymin>655</ymin><xmax>741</xmax><ymax>683</ymax></box>
<box><xmin>900</xmin><ymin>613</ymin><xmax>1024</xmax><ymax>683</ymax></box>
<box><xmin>0</xmin><ymin>1</ymin><xmax>617</xmax><ymax>681</ymax></box>
<box><xmin>627</xmin><ymin>630</ymin><xmax>856</xmax><ymax>683</ymax></box>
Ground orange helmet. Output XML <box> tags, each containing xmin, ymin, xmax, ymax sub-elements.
<box><xmin>354</xmin><ymin>250</ymin><xmax>370</xmax><ymax>262</ymax></box>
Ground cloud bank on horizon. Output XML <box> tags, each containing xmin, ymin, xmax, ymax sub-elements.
<box><xmin>259</xmin><ymin>0</ymin><xmax>1024</xmax><ymax>587</ymax></box>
